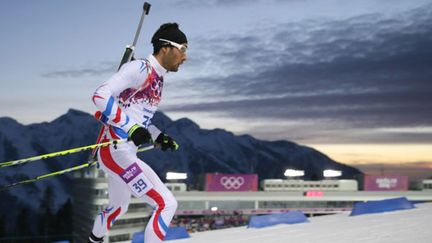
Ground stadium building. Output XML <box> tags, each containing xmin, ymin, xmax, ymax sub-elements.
<box><xmin>72</xmin><ymin>169</ymin><xmax>432</xmax><ymax>243</ymax></box>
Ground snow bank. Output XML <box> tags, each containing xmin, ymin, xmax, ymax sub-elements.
<box><xmin>175</xmin><ymin>203</ymin><xmax>432</xmax><ymax>243</ymax></box>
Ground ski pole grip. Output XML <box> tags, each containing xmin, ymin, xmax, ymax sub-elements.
<box><xmin>143</xmin><ymin>2</ymin><xmax>151</xmax><ymax>15</ymax></box>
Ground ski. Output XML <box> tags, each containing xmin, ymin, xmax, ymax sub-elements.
<box><xmin>0</xmin><ymin>139</ymin><xmax>128</xmax><ymax>168</ymax></box>
<box><xmin>0</xmin><ymin>145</ymin><xmax>154</xmax><ymax>191</ymax></box>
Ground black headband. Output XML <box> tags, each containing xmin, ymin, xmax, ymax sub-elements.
<box><xmin>160</xmin><ymin>27</ymin><xmax>187</xmax><ymax>44</ymax></box>
<box><xmin>152</xmin><ymin>26</ymin><xmax>187</xmax><ymax>53</ymax></box>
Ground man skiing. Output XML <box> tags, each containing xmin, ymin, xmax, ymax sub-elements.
<box><xmin>88</xmin><ymin>23</ymin><xmax>188</xmax><ymax>243</ymax></box>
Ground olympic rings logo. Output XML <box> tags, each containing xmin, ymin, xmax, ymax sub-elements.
<box><xmin>150</xmin><ymin>79</ymin><xmax>163</xmax><ymax>97</ymax></box>
<box><xmin>220</xmin><ymin>176</ymin><xmax>245</xmax><ymax>190</ymax></box>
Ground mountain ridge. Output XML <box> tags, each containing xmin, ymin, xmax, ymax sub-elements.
<box><xmin>0</xmin><ymin>109</ymin><xmax>362</xmax><ymax>211</ymax></box>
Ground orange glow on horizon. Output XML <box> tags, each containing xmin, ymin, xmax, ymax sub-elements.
<box><xmin>307</xmin><ymin>144</ymin><xmax>432</xmax><ymax>165</ymax></box>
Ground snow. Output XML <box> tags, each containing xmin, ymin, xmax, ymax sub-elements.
<box><xmin>176</xmin><ymin>203</ymin><xmax>432</xmax><ymax>243</ymax></box>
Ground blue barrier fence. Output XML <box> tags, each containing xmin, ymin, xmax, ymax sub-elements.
<box><xmin>248</xmin><ymin>211</ymin><xmax>309</xmax><ymax>228</ymax></box>
<box><xmin>350</xmin><ymin>197</ymin><xmax>415</xmax><ymax>216</ymax></box>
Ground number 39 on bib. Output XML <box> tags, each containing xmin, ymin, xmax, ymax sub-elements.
<box><xmin>120</xmin><ymin>163</ymin><xmax>153</xmax><ymax>197</ymax></box>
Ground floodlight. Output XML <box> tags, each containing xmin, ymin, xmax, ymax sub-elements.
<box><xmin>166</xmin><ymin>172</ymin><xmax>188</xmax><ymax>180</ymax></box>
<box><xmin>323</xmin><ymin>169</ymin><xmax>342</xmax><ymax>178</ymax></box>
<box><xmin>284</xmin><ymin>169</ymin><xmax>305</xmax><ymax>177</ymax></box>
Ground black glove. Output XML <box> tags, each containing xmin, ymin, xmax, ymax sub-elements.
<box><xmin>128</xmin><ymin>124</ymin><xmax>152</xmax><ymax>146</ymax></box>
<box><xmin>155</xmin><ymin>133</ymin><xmax>179</xmax><ymax>151</ymax></box>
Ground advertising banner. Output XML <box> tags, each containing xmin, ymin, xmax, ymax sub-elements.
<box><xmin>364</xmin><ymin>175</ymin><xmax>409</xmax><ymax>191</ymax></box>
<box><xmin>205</xmin><ymin>173</ymin><xmax>258</xmax><ymax>191</ymax></box>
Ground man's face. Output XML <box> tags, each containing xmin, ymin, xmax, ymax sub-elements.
<box><xmin>164</xmin><ymin>43</ymin><xmax>188</xmax><ymax>72</ymax></box>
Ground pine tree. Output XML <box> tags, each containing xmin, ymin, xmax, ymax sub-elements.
<box><xmin>55</xmin><ymin>198</ymin><xmax>74</xmax><ymax>241</ymax></box>
<box><xmin>16</xmin><ymin>207</ymin><xmax>31</xmax><ymax>238</ymax></box>
<box><xmin>38</xmin><ymin>185</ymin><xmax>56</xmax><ymax>242</ymax></box>
<box><xmin>0</xmin><ymin>214</ymin><xmax>6</xmax><ymax>237</ymax></box>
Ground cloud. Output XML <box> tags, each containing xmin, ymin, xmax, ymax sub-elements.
<box><xmin>41</xmin><ymin>62</ymin><xmax>116</xmax><ymax>78</ymax></box>
<box><xmin>353</xmin><ymin>162</ymin><xmax>432</xmax><ymax>180</ymax></box>
<box><xmin>190</xmin><ymin>5</ymin><xmax>432</xmax><ymax>95</ymax></box>
<box><xmin>165</xmin><ymin>90</ymin><xmax>432</xmax><ymax>122</ymax></box>
<box><xmin>170</xmin><ymin>0</ymin><xmax>277</xmax><ymax>7</ymax></box>
<box><xmin>165</xmin><ymin>3</ymin><xmax>432</xmax><ymax>138</ymax></box>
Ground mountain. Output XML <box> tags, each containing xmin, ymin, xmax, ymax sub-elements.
<box><xmin>0</xmin><ymin>109</ymin><xmax>362</xmax><ymax>211</ymax></box>
<box><xmin>147</xmin><ymin>111</ymin><xmax>362</xmax><ymax>182</ymax></box>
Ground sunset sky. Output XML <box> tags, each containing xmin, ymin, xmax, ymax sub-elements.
<box><xmin>0</xmin><ymin>0</ymin><xmax>431</xmax><ymax>179</ymax></box>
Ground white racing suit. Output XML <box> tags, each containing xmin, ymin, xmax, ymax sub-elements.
<box><xmin>90</xmin><ymin>55</ymin><xmax>177</xmax><ymax>242</ymax></box>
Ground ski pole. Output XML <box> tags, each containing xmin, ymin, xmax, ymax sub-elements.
<box><xmin>118</xmin><ymin>1</ymin><xmax>151</xmax><ymax>70</ymax></box>
<box><xmin>0</xmin><ymin>161</ymin><xmax>97</xmax><ymax>191</ymax></box>
<box><xmin>0</xmin><ymin>139</ymin><xmax>128</xmax><ymax>168</ymax></box>
<box><xmin>0</xmin><ymin>145</ymin><xmax>154</xmax><ymax>191</ymax></box>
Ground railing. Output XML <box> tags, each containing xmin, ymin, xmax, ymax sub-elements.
<box><xmin>175</xmin><ymin>207</ymin><xmax>353</xmax><ymax>216</ymax></box>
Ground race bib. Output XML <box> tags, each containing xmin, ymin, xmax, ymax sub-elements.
<box><xmin>120</xmin><ymin>163</ymin><xmax>153</xmax><ymax>198</ymax></box>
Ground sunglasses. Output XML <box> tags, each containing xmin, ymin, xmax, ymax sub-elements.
<box><xmin>159</xmin><ymin>38</ymin><xmax>188</xmax><ymax>54</ymax></box>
